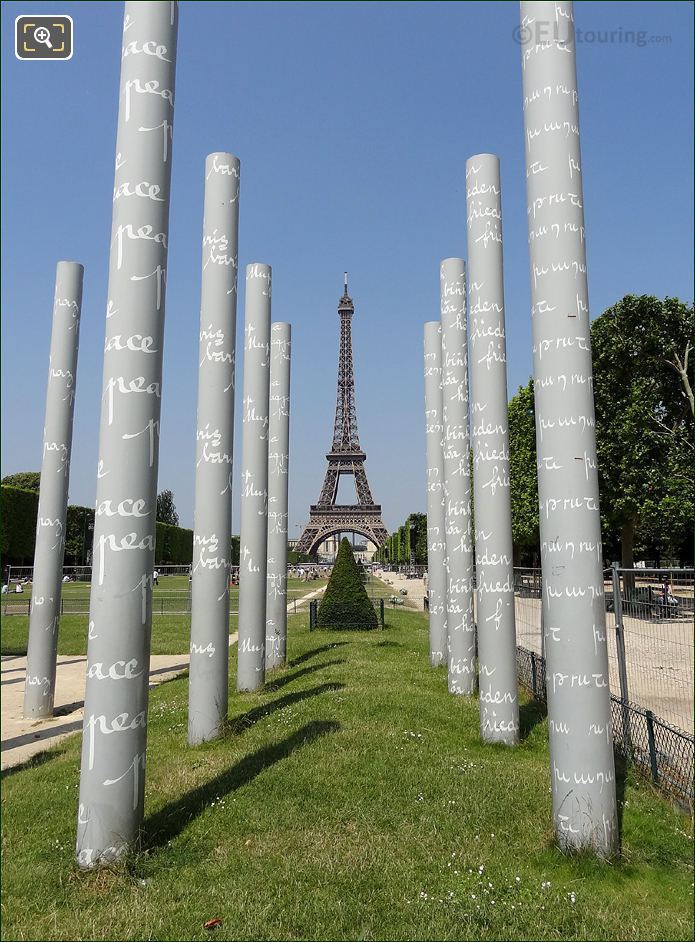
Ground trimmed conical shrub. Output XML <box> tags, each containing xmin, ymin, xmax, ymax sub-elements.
<box><xmin>317</xmin><ymin>537</ymin><xmax>378</xmax><ymax>630</ymax></box>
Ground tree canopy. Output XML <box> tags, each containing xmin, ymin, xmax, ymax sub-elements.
<box><xmin>318</xmin><ymin>537</ymin><xmax>378</xmax><ymax>630</ymax></box>
<box><xmin>156</xmin><ymin>489</ymin><xmax>180</xmax><ymax>526</ymax></box>
<box><xmin>592</xmin><ymin>295</ymin><xmax>694</xmax><ymax>565</ymax></box>
<box><xmin>505</xmin><ymin>296</ymin><xmax>694</xmax><ymax>566</ymax></box>
<box><xmin>508</xmin><ymin>380</ymin><xmax>539</xmax><ymax>563</ymax></box>
<box><xmin>1</xmin><ymin>472</ymin><xmax>40</xmax><ymax>492</ymax></box>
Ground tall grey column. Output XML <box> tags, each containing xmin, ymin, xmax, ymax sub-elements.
<box><xmin>466</xmin><ymin>155</ymin><xmax>519</xmax><ymax>745</ymax></box>
<box><xmin>266</xmin><ymin>323</ymin><xmax>291</xmax><ymax>670</ymax></box>
<box><xmin>76</xmin><ymin>1</ymin><xmax>178</xmax><ymax>869</ymax></box>
<box><xmin>188</xmin><ymin>153</ymin><xmax>240</xmax><ymax>745</ymax></box>
<box><xmin>23</xmin><ymin>262</ymin><xmax>84</xmax><ymax>718</ymax></box>
<box><xmin>520</xmin><ymin>0</ymin><xmax>617</xmax><ymax>854</ymax></box>
<box><xmin>237</xmin><ymin>264</ymin><xmax>271</xmax><ymax>691</ymax></box>
<box><xmin>423</xmin><ymin>322</ymin><xmax>447</xmax><ymax>667</ymax></box>
<box><xmin>440</xmin><ymin>260</ymin><xmax>475</xmax><ymax>694</ymax></box>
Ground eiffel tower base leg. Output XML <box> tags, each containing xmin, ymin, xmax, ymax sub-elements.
<box><xmin>297</xmin><ymin>507</ymin><xmax>387</xmax><ymax>558</ymax></box>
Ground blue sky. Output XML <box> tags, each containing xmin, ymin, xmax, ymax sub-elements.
<box><xmin>2</xmin><ymin>0</ymin><xmax>693</xmax><ymax>535</ymax></box>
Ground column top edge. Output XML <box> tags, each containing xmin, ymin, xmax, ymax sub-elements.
<box><xmin>205</xmin><ymin>151</ymin><xmax>240</xmax><ymax>163</ymax></box>
<box><xmin>466</xmin><ymin>153</ymin><xmax>500</xmax><ymax>164</ymax></box>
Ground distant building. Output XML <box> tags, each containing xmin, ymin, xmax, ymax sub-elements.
<box><xmin>315</xmin><ymin>534</ymin><xmax>376</xmax><ymax>563</ymax></box>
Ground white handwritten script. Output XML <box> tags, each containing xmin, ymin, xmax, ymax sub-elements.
<box><xmin>520</xmin><ymin>1</ymin><xmax>617</xmax><ymax>842</ymax></box>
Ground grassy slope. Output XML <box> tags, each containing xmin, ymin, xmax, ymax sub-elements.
<box><xmin>1</xmin><ymin>609</ymin><xmax>692</xmax><ymax>941</ymax></box>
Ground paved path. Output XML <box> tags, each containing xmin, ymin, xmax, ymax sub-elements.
<box><xmin>287</xmin><ymin>585</ymin><xmax>326</xmax><ymax>612</ymax></box>
<box><xmin>375</xmin><ymin>569</ymin><xmax>427</xmax><ymax>609</ymax></box>
<box><xmin>1</xmin><ymin>635</ymin><xmax>238</xmax><ymax>770</ymax></box>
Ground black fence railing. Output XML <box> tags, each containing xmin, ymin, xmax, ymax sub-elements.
<box><xmin>1</xmin><ymin>594</ymin><xmax>196</xmax><ymax>617</ymax></box>
<box><xmin>516</xmin><ymin>644</ymin><xmax>694</xmax><ymax>808</ymax></box>
<box><xmin>516</xmin><ymin>645</ymin><xmax>547</xmax><ymax>702</ymax></box>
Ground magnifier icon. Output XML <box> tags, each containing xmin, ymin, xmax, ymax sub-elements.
<box><xmin>34</xmin><ymin>25</ymin><xmax>53</xmax><ymax>49</ymax></box>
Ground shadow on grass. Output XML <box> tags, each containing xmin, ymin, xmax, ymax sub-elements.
<box><xmin>149</xmin><ymin>667</ymin><xmax>190</xmax><ymax>690</ymax></box>
<box><xmin>265</xmin><ymin>659</ymin><xmax>344</xmax><ymax>693</ymax></box>
<box><xmin>288</xmin><ymin>642</ymin><xmax>349</xmax><ymax>667</ymax></box>
<box><xmin>142</xmin><ymin>720</ymin><xmax>340</xmax><ymax>851</ymax></box>
<box><xmin>1</xmin><ymin>745</ymin><xmax>69</xmax><ymax>780</ymax></box>
<box><xmin>519</xmin><ymin>697</ymin><xmax>547</xmax><ymax>741</ymax></box>
<box><xmin>0</xmin><ymin>646</ymin><xmax>28</xmax><ymax>657</ymax></box>
<box><xmin>227</xmin><ymin>682</ymin><xmax>344</xmax><ymax>735</ymax></box>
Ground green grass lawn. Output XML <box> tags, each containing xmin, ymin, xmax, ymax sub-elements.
<box><xmin>1</xmin><ymin>608</ymin><xmax>691</xmax><ymax>941</ymax></box>
<box><xmin>4</xmin><ymin>575</ymin><xmax>327</xmax><ymax>603</ymax></box>
<box><xmin>1</xmin><ymin>612</ymin><xmax>210</xmax><ymax>657</ymax></box>
<box><xmin>0</xmin><ymin>578</ymin><xmax>330</xmax><ymax>656</ymax></box>
<box><xmin>0</xmin><ymin>613</ymin><xmax>313</xmax><ymax>658</ymax></box>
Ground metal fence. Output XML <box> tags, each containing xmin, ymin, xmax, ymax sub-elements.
<box><xmin>4</xmin><ymin>563</ymin><xmax>204</xmax><ymax>584</ymax></box>
<box><xmin>1</xmin><ymin>593</ymin><xmax>196</xmax><ymax>617</ymax></box>
<box><xmin>515</xmin><ymin>565</ymin><xmax>694</xmax><ymax>806</ymax></box>
<box><xmin>517</xmin><ymin>645</ymin><xmax>693</xmax><ymax>807</ymax></box>
<box><xmin>514</xmin><ymin>566</ymin><xmax>693</xmax><ymax>732</ymax></box>
<box><xmin>606</xmin><ymin>566</ymin><xmax>693</xmax><ymax>731</ymax></box>
<box><xmin>2</xmin><ymin>590</ymin><xmax>325</xmax><ymax>618</ymax></box>
<box><xmin>380</xmin><ymin>564</ymin><xmax>428</xmax><ymax>579</ymax></box>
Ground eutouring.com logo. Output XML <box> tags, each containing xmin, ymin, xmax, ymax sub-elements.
<box><xmin>512</xmin><ymin>21</ymin><xmax>672</xmax><ymax>49</ymax></box>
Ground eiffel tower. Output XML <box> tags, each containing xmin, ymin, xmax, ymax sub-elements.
<box><xmin>296</xmin><ymin>275</ymin><xmax>388</xmax><ymax>557</ymax></box>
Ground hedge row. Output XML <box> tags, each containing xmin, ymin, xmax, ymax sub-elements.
<box><xmin>154</xmin><ymin>521</ymin><xmax>194</xmax><ymax>565</ymax></box>
<box><xmin>0</xmin><ymin>485</ymin><xmax>194</xmax><ymax>569</ymax></box>
<box><xmin>0</xmin><ymin>486</ymin><xmax>38</xmax><ymax>565</ymax></box>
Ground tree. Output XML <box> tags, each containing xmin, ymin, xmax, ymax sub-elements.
<box><xmin>508</xmin><ymin>380</ymin><xmax>540</xmax><ymax>563</ymax></box>
<box><xmin>64</xmin><ymin>506</ymin><xmax>95</xmax><ymax>566</ymax></box>
<box><xmin>404</xmin><ymin>516</ymin><xmax>411</xmax><ymax>562</ymax></box>
<box><xmin>398</xmin><ymin>525</ymin><xmax>407</xmax><ymax>564</ymax></box>
<box><xmin>156</xmin><ymin>489</ymin><xmax>179</xmax><ymax>526</ymax></box>
<box><xmin>317</xmin><ymin>537</ymin><xmax>378</xmax><ymax>630</ymax></box>
<box><xmin>411</xmin><ymin>513</ymin><xmax>427</xmax><ymax>564</ymax></box>
<box><xmin>1</xmin><ymin>472</ymin><xmax>40</xmax><ymax>492</ymax></box>
<box><xmin>592</xmin><ymin>296</ymin><xmax>694</xmax><ymax>567</ymax></box>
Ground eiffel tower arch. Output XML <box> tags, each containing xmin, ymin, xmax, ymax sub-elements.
<box><xmin>296</xmin><ymin>275</ymin><xmax>388</xmax><ymax>558</ymax></box>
